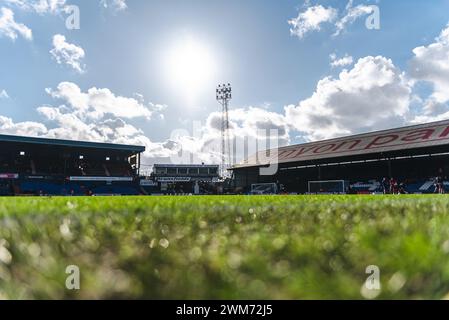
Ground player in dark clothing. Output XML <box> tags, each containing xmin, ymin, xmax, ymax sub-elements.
<box><xmin>398</xmin><ymin>182</ymin><xmax>408</xmax><ymax>194</ymax></box>
<box><xmin>381</xmin><ymin>178</ymin><xmax>389</xmax><ymax>194</ymax></box>
<box><xmin>434</xmin><ymin>176</ymin><xmax>445</xmax><ymax>194</ymax></box>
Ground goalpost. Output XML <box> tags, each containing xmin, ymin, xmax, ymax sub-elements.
<box><xmin>251</xmin><ymin>183</ymin><xmax>278</xmax><ymax>195</ymax></box>
<box><xmin>308</xmin><ymin>180</ymin><xmax>347</xmax><ymax>194</ymax></box>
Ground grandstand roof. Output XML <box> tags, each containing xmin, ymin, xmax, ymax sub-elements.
<box><xmin>0</xmin><ymin>134</ymin><xmax>145</xmax><ymax>153</ymax></box>
<box><xmin>233</xmin><ymin>119</ymin><xmax>449</xmax><ymax>169</ymax></box>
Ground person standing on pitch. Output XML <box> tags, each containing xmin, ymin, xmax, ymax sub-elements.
<box><xmin>382</xmin><ymin>177</ymin><xmax>389</xmax><ymax>194</ymax></box>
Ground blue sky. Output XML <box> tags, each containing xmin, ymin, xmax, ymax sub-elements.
<box><xmin>1</xmin><ymin>0</ymin><xmax>449</xmax><ymax>165</ymax></box>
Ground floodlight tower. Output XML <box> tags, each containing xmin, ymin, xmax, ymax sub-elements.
<box><xmin>216</xmin><ymin>83</ymin><xmax>232</xmax><ymax>177</ymax></box>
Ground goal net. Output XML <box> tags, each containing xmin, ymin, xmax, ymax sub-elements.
<box><xmin>251</xmin><ymin>183</ymin><xmax>278</xmax><ymax>195</ymax></box>
<box><xmin>308</xmin><ymin>180</ymin><xmax>346</xmax><ymax>194</ymax></box>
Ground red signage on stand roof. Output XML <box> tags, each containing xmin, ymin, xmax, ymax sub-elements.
<box><xmin>234</xmin><ymin>119</ymin><xmax>449</xmax><ymax>169</ymax></box>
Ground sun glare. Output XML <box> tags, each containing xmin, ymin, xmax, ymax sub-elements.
<box><xmin>164</xmin><ymin>36</ymin><xmax>216</xmax><ymax>101</ymax></box>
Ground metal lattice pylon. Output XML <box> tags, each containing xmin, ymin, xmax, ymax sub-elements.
<box><xmin>216</xmin><ymin>83</ymin><xmax>232</xmax><ymax>177</ymax></box>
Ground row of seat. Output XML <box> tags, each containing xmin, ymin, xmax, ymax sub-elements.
<box><xmin>0</xmin><ymin>160</ymin><xmax>133</xmax><ymax>177</ymax></box>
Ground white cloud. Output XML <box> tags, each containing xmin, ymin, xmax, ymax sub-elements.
<box><xmin>178</xmin><ymin>106</ymin><xmax>291</xmax><ymax>165</ymax></box>
<box><xmin>3</xmin><ymin>0</ymin><xmax>67</xmax><ymax>14</ymax></box>
<box><xmin>228</xmin><ymin>107</ymin><xmax>290</xmax><ymax>144</ymax></box>
<box><xmin>34</xmin><ymin>105</ymin><xmax>176</xmax><ymax>164</ymax></box>
<box><xmin>285</xmin><ymin>56</ymin><xmax>412</xmax><ymax>141</ymax></box>
<box><xmin>34</xmin><ymin>82</ymin><xmax>170</xmax><ymax>164</ymax></box>
<box><xmin>334</xmin><ymin>3</ymin><xmax>375</xmax><ymax>36</ymax></box>
<box><xmin>411</xmin><ymin>99</ymin><xmax>449</xmax><ymax>124</ymax></box>
<box><xmin>288</xmin><ymin>5</ymin><xmax>338</xmax><ymax>39</ymax></box>
<box><xmin>286</xmin><ymin>22</ymin><xmax>449</xmax><ymax>141</ymax></box>
<box><xmin>0</xmin><ymin>89</ymin><xmax>9</xmax><ymax>99</ymax></box>
<box><xmin>5</xmin><ymin>0</ymin><xmax>127</xmax><ymax>15</ymax></box>
<box><xmin>330</xmin><ymin>53</ymin><xmax>354</xmax><ymax>68</ymax></box>
<box><xmin>100</xmin><ymin>0</ymin><xmax>127</xmax><ymax>12</ymax></box>
<box><xmin>0</xmin><ymin>7</ymin><xmax>32</xmax><ymax>40</ymax></box>
<box><xmin>50</xmin><ymin>34</ymin><xmax>85</xmax><ymax>73</ymax></box>
<box><xmin>122</xmin><ymin>105</ymin><xmax>293</xmax><ymax>166</ymax></box>
<box><xmin>288</xmin><ymin>1</ymin><xmax>379</xmax><ymax>38</ymax></box>
<box><xmin>32</xmin><ymin>103</ymin><xmax>174</xmax><ymax>163</ymax></box>
<box><xmin>45</xmin><ymin>82</ymin><xmax>166</xmax><ymax>120</ymax></box>
<box><xmin>0</xmin><ymin>115</ymin><xmax>47</xmax><ymax>136</ymax></box>
<box><xmin>409</xmin><ymin>24</ymin><xmax>449</xmax><ymax>104</ymax></box>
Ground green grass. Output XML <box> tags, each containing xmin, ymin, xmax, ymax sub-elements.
<box><xmin>1</xmin><ymin>195</ymin><xmax>449</xmax><ymax>299</ymax></box>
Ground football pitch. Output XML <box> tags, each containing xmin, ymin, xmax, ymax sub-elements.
<box><xmin>1</xmin><ymin>195</ymin><xmax>449</xmax><ymax>299</ymax></box>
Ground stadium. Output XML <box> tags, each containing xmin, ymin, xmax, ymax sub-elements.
<box><xmin>0</xmin><ymin>103</ymin><xmax>448</xmax><ymax>300</ymax></box>
<box><xmin>1</xmin><ymin>119</ymin><xmax>449</xmax><ymax>196</ymax></box>
<box><xmin>3</xmin><ymin>0</ymin><xmax>449</xmax><ymax>305</ymax></box>
<box><xmin>4</xmin><ymin>118</ymin><xmax>449</xmax><ymax>301</ymax></box>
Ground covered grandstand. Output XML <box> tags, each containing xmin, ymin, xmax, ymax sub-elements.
<box><xmin>0</xmin><ymin>134</ymin><xmax>145</xmax><ymax>196</ymax></box>
<box><xmin>143</xmin><ymin>164</ymin><xmax>221</xmax><ymax>195</ymax></box>
<box><xmin>231</xmin><ymin>119</ymin><xmax>449</xmax><ymax>194</ymax></box>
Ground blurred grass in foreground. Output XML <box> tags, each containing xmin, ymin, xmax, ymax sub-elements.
<box><xmin>1</xmin><ymin>195</ymin><xmax>449</xmax><ymax>299</ymax></box>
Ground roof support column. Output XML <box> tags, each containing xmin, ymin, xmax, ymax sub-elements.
<box><xmin>137</xmin><ymin>152</ymin><xmax>141</xmax><ymax>176</ymax></box>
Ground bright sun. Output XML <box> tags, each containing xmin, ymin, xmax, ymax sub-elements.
<box><xmin>165</xmin><ymin>36</ymin><xmax>216</xmax><ymax>100</ymax></box>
